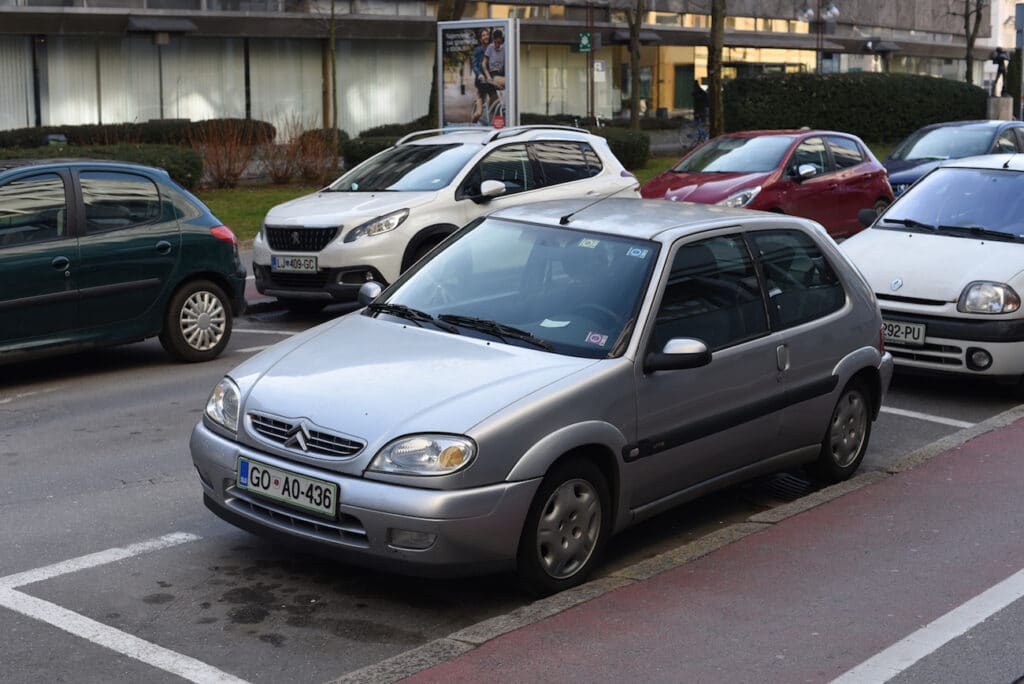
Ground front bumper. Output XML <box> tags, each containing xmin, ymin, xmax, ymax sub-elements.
<box><xmin>190</xmin><ymin>422</ymin><xmax>540</xmax><ymax>577</ymax></box>
<box><xmin>253</xmin><ymin>263</ymin><xmax>387</xmax><ymax>302</ymax></box>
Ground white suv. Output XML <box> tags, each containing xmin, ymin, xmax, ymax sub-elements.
<box><xmin>252</xmin><ymin>126</ymin><xmax>639</xmax><ymax>311</ymax></box>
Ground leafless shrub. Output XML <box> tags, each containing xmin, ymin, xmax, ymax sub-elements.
<box><xmin>296</xmin><ymin>129</ymin><xmax>341</xmax><ymax>186</ymax></box>
<box><xmin>190</xmin><ymin>120</ymin><xmax>258</xmax><ymax>189</ymax></box>
<box><xmin>257</xmin><ymin>113</ymin><xmax>305</xmax><ymax>185</ymax></box>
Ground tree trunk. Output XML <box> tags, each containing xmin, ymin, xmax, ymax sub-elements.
<box><xmin>330</xmin><ymin>0</ymin><xmax>338</xmax><ymax>165</ymax></box>
<box><xmin>963</xmin><ymin>0</ymin><xmax>986</xmax><ymax>85</ymax></box>
<box><xmin>709</xmin><ymin>0</ymin><xmax>725</xmax><ymax>137</ymax></box>
<box><xmin>429</xmin><ymin>0</ymin><xmax>468</xmax><ymax>127</ymax></box>
<box><xmin>627</xmin><ymin>1</ymin><xmax>644</xmax><ymax>131</ymax></box>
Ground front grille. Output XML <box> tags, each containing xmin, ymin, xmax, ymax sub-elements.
<box><xmin>889</xmin><ymin>349</ymin><xmax>964</xmax><ymax>366</ymax></box>
<box><xmin>267</xmin><ymin>271</ymin><xmax>330</xmax><ymax>289</ymax></box>
<box><xmin>877</xmin><ymin>293</ymin><xmax>946</xmax><ymax>306</ymax></box>
<box><xmin>265</xmin><ymin>226</ymin><xmax>339</xmax><ymax>252</ymax></box>
<box><xmin>249</xmin><ymin>412</ymin><xmax>364</xmax><ymax>458</ymax></box>
<box><xmin>226</xmin><ymin>484</ymin><xmax>369</xmax><ymax>547</ymax></box>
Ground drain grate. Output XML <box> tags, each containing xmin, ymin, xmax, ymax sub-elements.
<box><xmin>741</xmin><ymin>471</ymin><xmax>820</xmax><ymax>508</ymax></box>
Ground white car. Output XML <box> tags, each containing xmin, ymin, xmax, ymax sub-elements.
<box><xmin>840</xmin><ymin>155</ymin><xmax>1024</xmax><ymax>387</ymax></box>
<box><xmin>252</xmin><ymin>126</ymin><xmax>639</xmax><ymax>312</ymax></box>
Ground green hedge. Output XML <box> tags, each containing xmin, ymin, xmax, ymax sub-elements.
<box><xmin>0</xmin><ymin>144</ymin><xmax>203</xmax><ymax>190</ymax></box>
<box><xmin>358</xmin><ymin>115</ymin><xmax>432</xmax><ymax>138</ymax></box>
<box><xmin>723</xmin><ymin>73</ymin><xmax>988</xmax><ymax>142</ymax></box>
<box><xmin>0</xmin><ymin>119</ymin><xmax>276</xmax><ymax>149</ymax></box>
<box><xmin>341</xmin><ymin>136</ymin><xmax>398</xmax><ymax>167</ymax></box>
<box><xmin>586</xmin><ymin>127</ymin><xmax>650</xmax><ymax>170</ymax></box>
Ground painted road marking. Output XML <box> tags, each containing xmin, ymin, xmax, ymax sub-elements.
<box><xmin>0</xmin><ymin>533</ymin><xmax>249</xmax><ymax>684</ymax></box>
<box><xmin>232</xmin><ymin>328</ymin><xmax>296</xmax><ymax>336</ymax></box>
<box><xmin>879</xmin><ymin>406</ymin><xmax>975</xmax><ymax>429</ymax></box>
<box><xmin>0</xmin><ymin>386</ymin><xmax>62</xmax><ymax>405</ymax></box>
<box><xmin>832</xmin><ymin>566</ymin><xmax>1024</xmax><ymax>683</ymax></box>
<box><xmin>236</xmin><ymin>345</ymin><xmax>273</xmax><ymax>354</ymax></box>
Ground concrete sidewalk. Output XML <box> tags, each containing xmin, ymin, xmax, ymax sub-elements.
<box><xmin>334</xmin><ymin>406</ymin><xmax>1024</xmax><ymax>684</ymax></box>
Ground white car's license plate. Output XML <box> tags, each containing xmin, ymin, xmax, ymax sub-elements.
<box><xmin>883</xmin><ymin>319</ymin><xmax>926</xmax><ymax>347</ymax></box>
<box><xmin>271</xmin><ymin>255</ymin><xmax>318</xmax><ymax>273</ymax></box>
<box><xmin>237</xmin><ymin>457</ymin><xmax>336</xmax><ymax>517</ymax></box>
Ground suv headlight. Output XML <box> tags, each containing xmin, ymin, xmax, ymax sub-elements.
<box><xmin>205</xmin><ymin>377</ymin><xmax>241</xmax><ymax>433</ymax></box>
<box><xmin>344</xmin><ymin>209</ymin><xmax>409</xmax><ymax>243</ymax></box>
<box><xmin>958</xmin><ymin>281</ymin><xmax>1021</xmax><ymax>314</ymax></box>
<box><xmin>716</xmin><ymin>185</ymin><xmax>761</xmax><ymax>208</ymax></box>
<box><xmin>368</xmin><ymin>434</ymin><xmax>476</xmax><ymax>476</ymax></box>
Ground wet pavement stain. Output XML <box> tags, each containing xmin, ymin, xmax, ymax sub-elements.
<box><xmin>259</xmin><ymin>633</ymin><xmax>286</xmax><ymax>647</ymax></box>
<box><xmin>229</xmin><ymin>606</ymin><xmax>269</xmax><ymax>624</ymax></box>
<box><xmin>157</xmin><ymin>581</ymin><xmax>173</xmax><ymax>588</ymax></box>
<box><xmin>196</xmin><ymin>616</ymin><xmax>218</xmax><ymax>625</ymax></box>
<box><xmin>143</xmin><ymin>593</ymin><xmax>175</xmax><ymax>605</ymax></box>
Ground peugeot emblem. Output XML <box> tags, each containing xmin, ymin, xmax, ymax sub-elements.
<box><xmin>291</xmin><ymin>231</ymin><xmax>301</xmax><ymax>246</ymax></box>
<box><xmin>283</xmin><ymin>422</ymin><xmax>312</xmax><ymax>452</ymax></box>
<box><xmin>890</xmin><ymin>278</ymin><xmax>903</xmax><ymax>292</ymax></box>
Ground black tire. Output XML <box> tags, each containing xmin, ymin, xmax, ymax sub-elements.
<box><xmin>872</xmin><ymin>199</ymin><xmax>890</xmax><ymax>215</ymax></box>
<box><xmin>159</xmin><ymin>279</ymin><xmax>233</xmax><ymax>363</ymax></box>
<box><xmin>516</xmin><ymin>457</ymin><xmax>611</xmax><ymax>597</ymax></box>
<box><xmin>805</xmin><ymin>379</ymin><xmax>872</xmax><ymax>484</ymax></box>
<box><xmin>404</xmin><ymin>239</ymin><xmax>443</xmax><ymax>272</ymax></box>
<box><xmin>280</xmin><ymin>298</ymin><xmax>328</xmax><ymax>315</ymax></box>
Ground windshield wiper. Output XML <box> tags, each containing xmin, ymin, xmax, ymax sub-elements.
<box><xmin>935</xmin><ymin>225</ymin><xmax>1022</xmax><ymax>242</ymax></box>
<box><xmin>366</xmin><ymin>302</ymin><xmax>459</xmax><ymax>333</ymax></box>
<box><xmin>878</xmin><ymin>217</ymin><xmax>937</xmax><ymax>232</ymax></box>
<box><xmin>437</xmin><ymin>314</ymin><xmax>553</xmax><ymax>351</ymax></box>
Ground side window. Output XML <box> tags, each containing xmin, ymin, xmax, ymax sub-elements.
<box><xmin>826</xmin><ymin>136</ymin><xmax>865</xmax><ymax>169</ymax></box>
<box><xmin>651</xmin><ymin>235</ymin><xmax>768</xmax><ymax>352</ymax></box>
<box><xmin>581</xmin><ymin>144</ymin><xmax>603</xmax><ymax>176</ymax></box>
<box><xmin>749</xmin><ymin>230</ymin><xmax>845</xmax><ymax>330</ymax></box>
<box><xmin>530</xmin><ymin>141</ymin><xmax>601</xmax><ymax>187</ymax></box>
<box><xmin>791</xmin><ymin>137</ymin><xmax>828</xmax><ymax>176</ymax></box>
<box><xmin>0</xmin><ymin>173</ymin><xmax>67</xmax><ymax>247</ymax></box>
<box><xmin>994</xmin><ymin>130</ymin><xmax>1017</xmax><ymax>154</ymax></box>
<box><xmin>80</xmin><ymin>171</ymin><xmax>162</xmax><ymax>234</ymax></box>
<box><xmin>471</xmin><ymin>144</ymin><xmax>536</xmax><ymax>196</ymax></box>
<box><xmin>1013</xmin><ymin>128</ymin><xmax>1024</xmax><ymax>150</ymax></box>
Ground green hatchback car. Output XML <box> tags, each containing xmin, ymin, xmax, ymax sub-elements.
<box><xmin>0</xmin><ymin>160</ymin><xmax>246</xmax><ymax>363</ymax></box>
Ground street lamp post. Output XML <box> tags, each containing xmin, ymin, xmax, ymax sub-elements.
<box><xmin>799</xmin><ymin>1</ymin><xmax>840</xmax><ymax>73</ymax></box>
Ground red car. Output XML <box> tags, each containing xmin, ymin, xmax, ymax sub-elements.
<box><xmin>641</xmin><ymin>130</ymin><xmax>893</xmax><ymax>239</ymax></box>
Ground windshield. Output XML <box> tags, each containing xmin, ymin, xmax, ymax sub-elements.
<box><xmin>878</xmin><ymin>167</ymin><xmax>1024</xmax><ymax>238</ymax></box>
<box><xmin>328</xmin><ymin>143</ymin><xmax>479</xmax><ymax>192</ymax></box>
<box><xmin>374</xmin><ymin>218</ymin><xmax>660</xmax><ymax>359</ymax></box>
<box><xmin>672</xmin><ymin>135</ymin><xmax>795</xmax><ymax>173</ymax></box>
<box><xmin>887</xmin><ymin>127</ymin><xmax>993</xmax><ymax>162</ymax></box>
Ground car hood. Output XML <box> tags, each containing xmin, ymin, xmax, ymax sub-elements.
<box><xmin>264</xmin><ymin>190</ymin><xmax>438</xmax><ymax>226</ymax></box>
<box><xmin>238</xmin><ymin>313</ymin><xmax>596</xmax><ymax>449</ymax></box>
<box><xmin>641</xmin><ymin>171</ymin><xmax>773</xmax><ymax>203</ymax></box>
<box><xmin>841</xmin><ymin>228</ymin><xmax>1024</xmax><ymax>301</ymax></box>
<box><xmin>884</xmin><ymin>159</ymin><xmax>942</xmax><ymax>184</ymax></box>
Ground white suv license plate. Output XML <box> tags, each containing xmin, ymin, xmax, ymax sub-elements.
<box><xmin>883</xmin><ymin>319</ymin><xmax>926</xmax><ymax>347</ymax></box>
<box><xmin>237</xmin><ymin>457</ymin><xmax>336</xmax><ymax>517</ymax></box>
<box><xmin>271</xmin><ymin>255</ymin><xmax>318</xmax><ymax>273</ymax></box>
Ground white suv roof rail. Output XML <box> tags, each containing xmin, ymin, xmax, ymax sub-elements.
<box><xmin>486</xmin><ymin>125</ymin><xmax>590</xmax><ymax>143</ymax></box>
<box><xmin>395</xmin><ymin>128</ymin><xmax>491</xmax><ymax>146</ymax></box>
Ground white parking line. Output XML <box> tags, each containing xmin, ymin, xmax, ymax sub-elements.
<box><xmin>232</xmin><ymin>328</ymin><xmax>296</xmax><ymax>336</ymax></box>
<box><xmin>236</xmin><ymin>345</ymin><xmax>273</xmax><ymax>354</ymax></box>
<box><xmin>832</xmin><ymin>566</ymin><xmax>1024</xmax><ymax>683</ymax></box>
<box><xmin>0</xmin><ymin>386</ymin><xmax>61</xmax><ymax>405</ymax></box>
<box><xmin>0</xmin><ymin>533</ymin><xmax>249</xmax><ymax>684</ymax></box>
<box><xmin>879</xmin><ymin>406</ymin><xmax>975</xmax><ymax>429</ymax></box>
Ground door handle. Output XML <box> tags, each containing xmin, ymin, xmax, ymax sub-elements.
<box><xmin>51</xmin><ymin>256</ymin><xmax>70</xmax><ymax>270</ymax></box>
<box><xmin>156</xmin><ymin>240</ymin><xmax>172</xmax><ymax>254</ymax></box>
<box><xmin>776</xmin><ymin>344</ymin><xmax>790</xmax><ymax>372</ymax></box>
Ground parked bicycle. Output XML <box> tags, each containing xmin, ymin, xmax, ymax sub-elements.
<box><xmin>678</xmin><ymin>116</ymin><xmax>709</xmax><ymax>152</ymax></box>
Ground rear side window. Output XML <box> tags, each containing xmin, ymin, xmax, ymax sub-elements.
<box><xmin>80</xmin><ymin>171</ymin><xmax>162</xmax><ymax>234</ymax></box>
<box><xmin>651</xmin><ymin>235</ymin><xmax>768</xmax><ymax>352</ymax></box>
<box><xmin>826</xmin><ymin>136</ymin><xmax>865</xmax><ymax>169</ymax></box>
<box><xmin>0</xmin><ymin>173</ymin><xmax>67</xmax><ymax>247</ymax></box>
<box><xmin>531</xmin><ymin>141</ymin><xmax>602</xmax><ymax>186</ymax></box>
<box><xmin>749</xmin><ymin>230</ymin><xmax>844</xmax><ymax>329</ymax></box>
<box><xmin>994</xmin><ymin>130</ymin><xmax>1018</xmax><ymax>154</ymax></box>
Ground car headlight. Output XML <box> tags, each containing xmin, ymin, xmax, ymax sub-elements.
<box><xmin>958</xmin><ymin>281</ymin><xmax>1021</xmax><ymax>314</ymax></box>
<box><xmin>205</xmin><ymin>377</ymin><xmax>241</xmax><ymax>433</ymax></box>
<box><xmin>368</xmin><ymin>434</ymin><xmax>476</xmax><ymax>476</ymax></box>
<box><xmin>343</xmin><ymin>209</ymin><xmax>409</xmax><ymax>243</ymax></box>
<box><xmin>716</xmin><ymin>185</ymin><xmax>762</xmax><ymax>208</ymax></box>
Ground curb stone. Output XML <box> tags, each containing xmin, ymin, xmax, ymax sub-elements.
<box><xmin>323</xmin><ymin>400</ymin><xmax>1024</xmax><ymax>684</ymax></box>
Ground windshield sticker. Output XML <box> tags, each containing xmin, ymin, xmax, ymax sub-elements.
<box><xmin>626</xmin><ymin>247</ymin><xmax>650</xmax><ymax>259</ymax></box>
<box><xmin>585</xmin><ymin>332</ymin><xmax>609</xmax><ymax>347</ymax></box>
<box><xmin>540</xmin><ymin>319</ymin><xmax>572</xmax><ymax>328</ymax></box>
<box><xmin>578</xmin><ymin>238</ymin><xmax>600</xmax><ymax>249</ymax></box>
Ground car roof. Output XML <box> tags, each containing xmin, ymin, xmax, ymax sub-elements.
<box><xmin>400</xmin><ymin>125</ymin><xmax>600</xmax><ymax>147</ymax></box>
<box><xmin>914</xmin><ymin>120</ymin><xmax>1020</xmax><ymax>133</ymax></box>
<box><xmin>487</xmin><ymin>197</ymin><xmax>817</xmax><ymax>242</ymax></box>
<box><xmin>722</xmin><ymin>129</ymin><xmax>857</xmax><ymax>139</ymax></box>
<box><xmin>937</xmin><ymin>153</ymin><xmax>1024</xmax><ymax>171</ymax></box>
<box><xmin>0</xmin><ymin>158</ymin><xmax>167</xmax><ymax>176</ymax></box>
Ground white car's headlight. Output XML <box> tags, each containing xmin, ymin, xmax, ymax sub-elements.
<box><xmin>368</xmin><ymin>434</ymin><xmax>476</xmax><ymax>476</ymax></box>
<box><xmin>716</xmin><ymin>185</ymin><xmax>762</xmax><ymax>208</ymax></box>
<box><xmin>343</xmin><ymin>209</ymin><xmax>409</xmax><ymax>243</ymax></box>
<box><xmin>205</xmin><ymin>377</ymin><xmax>241</xmax><ymax>433</ymax></box>
<box><xmin>958</xmin><ymin>281</ymin><xmax>1021</xmax><ymax>314</ymax></box>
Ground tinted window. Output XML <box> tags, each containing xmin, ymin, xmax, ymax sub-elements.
<box><xmin>532</xmin><ymin>141</ymin><xmax>600</xmax><ymax>186</ymax></box>
<box><xmin>330</xmin><ymin>143</ymin><xmax>478</xmax><ymax>192</ymax></box>
<box><xmin>791</xmin><ymin>137</ymin><xmax>829</xmax><ymax>175</ymax></box>
<box><xmin>462</xmin><ymin>143</ymin><xmax>536</xmax><ymax>196</ymax></box>
<box><xmin>0</xmin><ymin>173</ymin><xmax>67</xmax><ymax>247</ymax></box>
<box><xmin>582</xmin><ymin>144</ymin><xmax>602</xmax><ymax>176</ymax></box>
<box><xmin>827</xmin><ymin>136</ymin><xmax>865</xmax><ymax>169</ymax></box>
<box><xmin>651</xmin><ymin>235</ymin><xmax>768</xmax><ymax>352</ymax></box>
<box><xmin>749</xmin><ymin>230</ymin><xmax>844</xmax><ymax>329</ymax></box>
<box><xmin>672</xmin><ymin>135</ymin><xmax>795</xmax><ymax>173</ymax></box>
<box><xmin>81</xmin><ymin>171</ymin><xmax>161</xmax><ymax>234</ymax></box>
<box><xmin>994</xmin><ymin>130</ymin><xmax>1017</xmax><ymax>154</ymax></box>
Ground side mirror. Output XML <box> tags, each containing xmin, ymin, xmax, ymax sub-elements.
<box><xmin>857</xmin><ymin>207</ymin><xmax>878</xmax><ymax>227</ymax></box>
<box><xmin>357</xmin><ymin>281</ymin><xmax>383</xmax><ymax>307</ymax></box>
<box><xmin>795</xmin><ymin>163</ymin><xmax>818</xmax><ymax>181</ymax></box>
<box><xmin>472</xmin><ymin>179</ymin><xmax>506</xmax><ymax>204</ymax></box>
<box><xmin>644</xmin><ymin>338</ymin><xmax>711</xmax><ymax>373</ymax></box>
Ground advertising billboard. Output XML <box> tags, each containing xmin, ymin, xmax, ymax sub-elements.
<box><xmin>437</xmin><ymin>19</ymin><xmax>519</xmax><ymax>128</ymax></box>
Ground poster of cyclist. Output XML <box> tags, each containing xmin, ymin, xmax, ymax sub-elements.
<box><xmin>437</xmin><ymin>19</ymin><xmax>519</xmax><ymax>128</ymax></box>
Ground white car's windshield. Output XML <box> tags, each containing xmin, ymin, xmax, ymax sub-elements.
<box><xmin>877</xmin><ymin>167</ymin><xmax>1024</xmax><ymax>240</ymax></box>
<box><xmin>888</xmin><ymin>128</ymin><xmax>993</xmax><ymax>162</ymax></box>
<box><xmin>672</xmin><ymin>135</ymin><xmax>795</xmax><ymax>173</ymax></box>
<box><xmin>373</xmin><ymin>218</ymin><xmax>660</xmax><ymax>358</ymax></box>
<box><xmin>328</xmin><ymin>143</ymin><xmax>479</xmax><ymax>192</ymax></box>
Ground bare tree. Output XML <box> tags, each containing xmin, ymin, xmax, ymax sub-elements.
<box><xmin>949</xmin><ymin>0</ymin><xmax>989</xmax><ymax>84</ymax></box>
<box><xmin>624</xmin><ymin>0</ymin><xmax>644</xmax><ymax>131</ymax></box>
<box><xmin>708</xmin><ymin>0</ymin><xmax>724</xmax><ymax>136</ymax></box>
<box><xmin>429</xmin><ymin>0</ymin><xmax>469</xmax><ymax>127</ymax></box>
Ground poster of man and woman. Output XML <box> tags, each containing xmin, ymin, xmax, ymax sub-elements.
<box><xmin>437</xmin><ymin>19</ymin><xmax>519</xmax><ymax>129</ymax></box>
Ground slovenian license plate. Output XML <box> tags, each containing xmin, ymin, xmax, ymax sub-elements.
<box><xmin>237</xmin><ymin>457</ymin><xmax>336</xmax><ymax>517</ymax></box>
<box><xmin>882</xmin><ymin>319</ymin><xmax>926</xmax><ymax>347</ymax></box>
<box><xmin>271</xmin><ymin>255</ymin><xmax>317</xmax><ymax>272</ymax></box>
